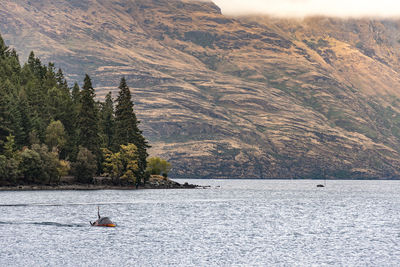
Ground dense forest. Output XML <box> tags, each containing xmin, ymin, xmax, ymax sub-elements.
<box><xmin>0</xmin><ymin>34</ymin><xmax>154</xmax><ymax>185</ymax></box>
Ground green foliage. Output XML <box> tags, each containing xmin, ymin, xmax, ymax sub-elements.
<box><xmin>29</xmin><ymin>130</ymin><xmax>40</xmax><ymax>146</ymax></box>
<box><xmin>114</xmin><ymin>77</ymin><xmax>149</xmax><ymax>181</ymax></box>
<box><xmin>72</xmin><ymin>147</ymin><xmax>97</xmax><ymax>183</ymax></box>
<box><xmin>114</xmin><ymin>77</ymin><xmax>136</xmax><ymax>147</ymax></box>
<box><xmin>71</xmin><ymin>82</ymin><xmax>81</xmax><ymax>105</ymax></box>
<box><xmin>15</xmin><ymin>92</ymin><xmax>33</xmax><ymax>147</ymax></box>
<box><xmin>103</xmin><ymin>143</ymin><xmax>139</xmax><ymax>184</ymax></box>
<box><xmin>27</xmin><ymin>51</ymin><xmax>46</xmax><ymax>80</ymax></box>
<box><xmin>47</xmin><ymin>85</ymin><xmax>74</xmax><ymax>135</ymax></box>
<box><xmin>77</xmin><ymin>74</ymin><xmax>100</xmax><ymax>156</ymax></box>
<box><xmin>100</xmin><ymin>92</ymin><xmax>114</xmax><ymax>149</ymax></box>
<box><xmin>4</xmin><ymin>134</ymin><xmax>17</xmax><ymax>158</ymax></box>
<box><xmin>0</xmin><ymin>155</ymin><xmax>20</xmax><ymax>184</ymax></box>
<box><xmin>56</xmin><ymin>68</ymin><xmax>68</xmax><ymax>90</ymax></box>
<box><xmin>0</xmin><ymin>135</ymin><xmax>21</xmax><ymax>184</ymax></box>
<box><xmin>31</xmin><ymin>144</ymin><xmax>61</xmax><ymax>183</ymax></box>
<box><xmin>20</xmin><ymin>144</ymin><xmax>61</xmax><ymax>184</ymax></box>
<box><xmin>0</xmin><ymin>35</ymin><xmax>7</xmax><ymax>56</ymax></box>
<box><xmin>58</xmin><ymin>160</ymin><xmax>71</xmax><ymax>177</ymax></box>
<box><xmin>119</xmin><ymin>144</ymin><xmax>139</xmax><ymax>183</ymax></box>
<box><xmin>146</xmin><ymin>157</ymin><xmax>172</xmax><ymax>177</ymax></box>
<box><xmin>20</xmin><ymin>148</ymin><xmax>43</xmax><ymax>183</ymax></box>
<box><xmin>102</xmin><ymin>148</ymin><xmax>122</xmax><ymax>182</ymax></box>
<box><xmin>0</xmin><ymin>34</ymin><xmax>151</xmax><ymax>185</ymax></box>
<box><xmin>0</xmin><ymin>84</ymin><xmax>12</xmax><ymax>153</ymax></box>
<box><xmin>45</xmin><ymin>120</ymin><xmax>67</xmax><ymax>152</ymax></box>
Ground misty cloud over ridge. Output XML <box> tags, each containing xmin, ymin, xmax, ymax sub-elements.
<box><xmin>212</xmin><ymin>0</ymin><xmax>400</xmax><ymax>18</ymax></box>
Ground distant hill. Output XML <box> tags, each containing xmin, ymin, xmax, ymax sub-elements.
<box><xmin>2</xmin><ymin>0</ymin><xmax>400</xmax><ymax>178</ymax></box>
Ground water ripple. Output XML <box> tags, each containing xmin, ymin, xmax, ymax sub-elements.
<box><xmin>0</xmin><ymin>179</ymin><xmax>400</xmax><ymax>266</ymax></box>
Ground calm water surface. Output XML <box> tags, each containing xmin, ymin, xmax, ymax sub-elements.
<box><xmin>1</xmin><ymin>179</ymin><xmax>400</xmax><ymax>266</ymax></box>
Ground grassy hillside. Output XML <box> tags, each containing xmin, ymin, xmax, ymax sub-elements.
<box><xmin>2</xmin><ymin>0</ymin><xmax>400</xmax><ymax>178</ymax></box>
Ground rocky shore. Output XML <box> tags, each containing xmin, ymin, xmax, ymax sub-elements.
<box><xmin>0</xmin><ymin>176</ymin><xmax>199</xmax><ymax>191</ymax></box>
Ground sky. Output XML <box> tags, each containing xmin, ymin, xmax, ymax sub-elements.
<box><xmin>212</xmin><ymin>0</ymin><xmax>400</xmax><ymax>18</ymax></box>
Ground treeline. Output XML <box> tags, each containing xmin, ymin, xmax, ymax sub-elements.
<box><xmin>0</xmin><ymin>34</ymin><xmax>151</xmax><ymax>185</ymax></box>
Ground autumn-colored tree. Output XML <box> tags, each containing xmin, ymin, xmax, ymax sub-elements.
<box><xmin>103</xmin><ymin>143</ymin><xmax>139</xmax><ymax>184</ymax></box>
<box><xmin>119</xmin><ymin>143</ymin><xmax>139</xmax><ymax>183</ymax></box>
<box><xmin>146</xmin><ymin>157</ymin><xmax>172</xmax><ymax>177</ymax></box>
<box><xmin>102</xmin><ymin>148</ymin><xmax>122</xmax><ymax>183</ymax></box>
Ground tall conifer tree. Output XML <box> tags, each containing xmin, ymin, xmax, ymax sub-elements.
<box><xmin>0</xmin><ymin>35</ymin><xmax>7</xmax><ymax>57</ymax></box>
<box><xmin>15</xmin><ymin>91</ymin><xmax>32</xmax><ymax>147</ymax></box>
<box><xmin>77</xmin><ymin>74</ymin><xmax>100</xmax><ymax>156</ymax></box>
<box><xmin>114</xmin><ymin>77</ymin><xmax>149</xmax><ymax>182</ymax></box>
<box><xmin>56</xmin><ymin>68</ymin><xmax>68</xmax><ymax>90</ymax></box>
<box><xmin>0</xmin><ymin>86</ymin><xmax>11</xmax><ymax>154</ymax></box>
<box><xmin>100</xmin><ymin>92</ymin><xmax>115</xmax><ymax>149</ymax></box>
<box><xmin>71</xmin><ymin>82</ymin><xmax>80</xmax><ymax>105</ymax></box>
<box><xmin>27</xmin><ymin>51</ymin><xmax>46</xmax><ymax>80</ymax></box>
<box><xmin>0</xmin><ymin>37</ymin><xmax>13</xmax><ymax>153</ymax></box>
<box><xmin>67</xmin><ymin>82</ymin><xmax>81</xmax><ymax>159</ymax></box>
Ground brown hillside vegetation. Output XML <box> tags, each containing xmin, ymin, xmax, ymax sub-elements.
<box><xmin>2</xmin><ymin>0</ymin><xmax>400</xmax><ymax>178</ymax></box>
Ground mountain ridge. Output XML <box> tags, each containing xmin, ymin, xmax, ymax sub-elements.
<box><xmin>2</xmin><ymin>0</ymin><xmax>400</xmax><ymax>178</ymax></box>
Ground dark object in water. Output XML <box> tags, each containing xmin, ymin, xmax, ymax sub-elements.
<box><xmin>317</xmin><ymin>184</ymin><xmax>325</xmax><ymax>188</ymax></box>
<box><xmin>90</xmin><ymin>206</ymin><xmax>116</xmax><ymax>227</ymax></box>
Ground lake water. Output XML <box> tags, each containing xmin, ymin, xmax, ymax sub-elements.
<box><xmin>1</xmin><ymin>179</ymin><xmax>400</xmax><ymax>266</ymax></box>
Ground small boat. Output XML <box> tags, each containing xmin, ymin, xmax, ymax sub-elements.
<box><xmin>91</xmin><ymin>217</ymin><xmax>116</xmax><ymax>227</ymax></box>
<box><xmin>316</xmin><ymin>184</ymin><xmax>325</xmax><ymax>188</ymax></box>
<box><xmin>90</xmin><ymin>207</ymin><xmax>116</xmax><ymax>227</ymax></box>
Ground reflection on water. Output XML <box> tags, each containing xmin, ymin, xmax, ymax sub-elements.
<box><xmin>1</xmin><ymin>179</ymin><xmax>400</xmax><ymax>266</ymax></box>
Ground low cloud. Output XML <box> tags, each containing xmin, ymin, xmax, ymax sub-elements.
<box><xmin>212</xmin><ymin>0</ymin><xmax>400</xmax><ymax>18</ymax></box>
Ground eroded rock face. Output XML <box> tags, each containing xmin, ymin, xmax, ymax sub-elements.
<box><xmin>3</xmin><ymin>0</ymin><xmax>400</xmax><ymax>178</ymax></box>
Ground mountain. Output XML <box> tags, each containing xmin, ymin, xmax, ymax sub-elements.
<box><xmin>2</xmin><ymin>0</ymin><xmax>400</xmax><ymax>178</ymax></box>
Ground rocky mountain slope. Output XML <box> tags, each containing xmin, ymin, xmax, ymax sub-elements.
<box><xmin>2</xmin><ymin>0</ymin><xmax>400</xmax><ymax>178</ymax></box>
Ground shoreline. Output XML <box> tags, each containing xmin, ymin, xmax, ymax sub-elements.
<box><xmin>0</xmin><ymin>179</ymin><xmax>201</xmax><ymax>191</ymax></box>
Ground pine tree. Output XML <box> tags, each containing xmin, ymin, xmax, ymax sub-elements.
<box><xmin>0</xmin><ymin>36</ymin><xmax>15</xmax><ymax>152</ymax></box>
<box><xmin>24</xmin><ymin>78</ymin><xmax>48</xmax><ymax>140</ymax></box>
<box><xmin>100</xmin><ymin>92</ymin><xmax>115</xmax><ymax>149</ymax></box>
<box><xmin>27</xmin><ymin>51</ymin><xmax>46</xmax><ymax>80</ymax></box>
<box><xmin>0</xmin><ymin>35</ymin><xmax>8</xmax><ymax>58</ymax></box>
<box><xmin>0</xmin><ymin>36</ymin><xmax>20</xmax><ymax>88</ymax></box>
<box><xmin>0</xmin><ymin>86</ymin><xmax>11</xmax><ymax>154</ymax></box>
<box><xmin>71</xmin><ymin>82</ymin><xmax>80</xmax><ymax>105</ymax></box>
<box><xmin>56</xmin><ymin>68</ymin><xmax>68</xmax><ymax>90</ymax></box>
<box><xmin>114</xmin><ymin>77</ymin><xmax>149</xmax><ymax>182</ymax></box>
<box><xmin>77</xmin><ymin>74</ymin><xmax>100</xmax><ymax>157</ymax></box>
<box><xmin>9</xmin><ymin>92</ymin><xmax>24</xmax><ymax>148</ymax></box>
<box><xmin>66</xmin><ymin>82</ymin><xmax>81</xmax><ymax>160</ymax></box>
<box><xmin>47</xmin><ymin>83</ymin><xmax>74</xmax><ymax>139</ymax></box>
<box><xmin>43</xmin><ymin>63</ymin><xmax>57</xmax><ymax>91</ymax></box>
<box><xmin>15</xmin><ymin>91</ymin><xmax>32</xmax><ymax>147</ymax></box>
<box><xmin>7</xmin><ymin>49</ymin><xmax>21</xmax><ymax>86</ymax></box>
